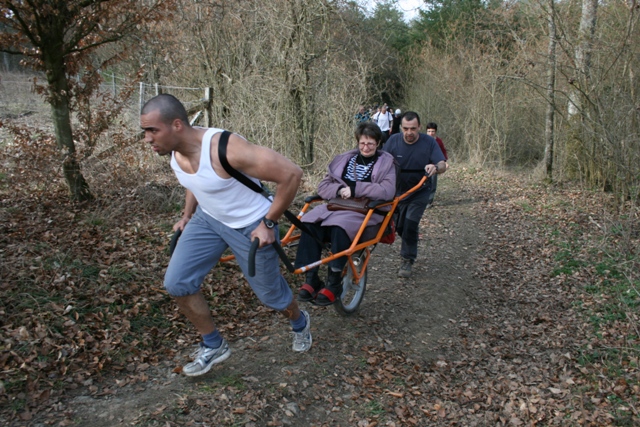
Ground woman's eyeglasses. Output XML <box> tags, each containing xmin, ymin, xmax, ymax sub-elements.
<box><xmin>358</xmin><ymin>142</ymin><xmax>377</xmax><ymax>147</ymax></box>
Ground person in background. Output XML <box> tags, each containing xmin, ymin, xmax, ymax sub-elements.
<box><xmin>140</xmin><ymin>94</ymin><xmax>312</xmax><ymax>377</ymax></box>
<box><xmin>383</xmin><ymin>112</ymin><xmax>446</xmax><ymax>279</ymax></box>
<box><xmin>354</xmin><ymin>105</ymin><xmax>370</xmax><ymax>125</ymax></box>
<box><xmin>295</xmin><ymin>122</ymin><xmax>396</xmax><ymax>305</ymax></box>
<box><xmin>371</xmin><ymin>104</ymin><xmax>393</xmax><ymax>146</ymax></box>
<box><xmin>425</xmin><ymin>122</ymin><xmax>449</xmax><ymax>208</ymax></box>
<box><xmin>391</xmin><ymin>109</ymin><xmax>402</xmax><ymax>135</ymax></box>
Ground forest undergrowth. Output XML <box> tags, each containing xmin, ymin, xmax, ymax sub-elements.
<box><xmin>0</xmin><ymin>148</ymin><xmax>638</xmax><ymax>425</ymax></box>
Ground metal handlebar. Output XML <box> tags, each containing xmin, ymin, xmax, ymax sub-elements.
<box><xmin>248</xmin><ymin>238</ymin><xmax>295</xmax><ymax>277</ymax></box>
<box><xmin>248</xmin><ymin>238</ymin><xmax>260</xmax><ymax>277</ymax></box>
<box><xmin>169</xmin><ymin>229</ymin><xmax>182</xmax><ymax>257</ymax></box>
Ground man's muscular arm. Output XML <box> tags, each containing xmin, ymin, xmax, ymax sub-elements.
<box><xmin>224</xmin><ymin>134</ymin><xmax>303</xmax><ymax>246</ymax></box>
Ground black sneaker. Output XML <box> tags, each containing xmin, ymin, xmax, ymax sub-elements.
<box><xmin>397</xmin><ymin>258</ymin><xmax>412</xmax><ymax>278</ymax></box>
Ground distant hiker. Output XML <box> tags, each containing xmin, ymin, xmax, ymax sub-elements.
<box><xmin>354</xmin><ymin>105</ymin><xmax>370</xmax><ymax>125</ymax></box>
<box><xmin>425</xmin><ymin>122</ymin><xmax>449</xmax><ymax>208</ymax></box>
<box><xmin>140</xmin><ymin>94</ymin><xmax>312</xmax><ymax>377</ymax></box>
<box><xmin>372</xmin><ymin>104</ymin><xmax>393</xmax><ymax>146</ymax></box>
<box><xmin>383</xmin><ymin>112</ymin><xmax>446</xmax><ymax>278</ymax></box>
<box><xmin>391</xmin><ymin>109</ymin><xmax>402</xmax><ymax>135</ymax></box>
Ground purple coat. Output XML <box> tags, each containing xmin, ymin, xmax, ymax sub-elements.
<box><xmin>301</xmin><ymin>149</ymin><xmax>397</xmax><ymax>240</ymax></box>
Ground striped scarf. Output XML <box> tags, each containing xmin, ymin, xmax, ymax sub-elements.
<box><xmin>343</xmin><ymin>154</ymin><xmax>376</xmax><ymax>182</ymax></box>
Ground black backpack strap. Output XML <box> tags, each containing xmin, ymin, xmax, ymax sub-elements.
<box><xmin>218</xmin><ymin>131</ymin><xmax>271</xmax><ymax>199</ymax></box>
<box><xmin>217</xmin><ymin>130</ymin><xmax>325</xmax><ymax>247</ymax></box>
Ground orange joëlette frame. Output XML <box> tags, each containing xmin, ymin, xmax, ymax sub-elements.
<box><xmin>220</xmin><ymin>175</ymin><xmax>428</xmax><ymax>283</ymax></box>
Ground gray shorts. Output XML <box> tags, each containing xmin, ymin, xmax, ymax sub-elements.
<box><xmin>164</xmin><ymin>206</ymin><xmax>293</xmax><ymax>311</ymax></box>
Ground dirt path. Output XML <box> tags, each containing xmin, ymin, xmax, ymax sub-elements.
<box><xmin>61</xmin><ymin>174</ymin><xmax>485</xmax><ymax>427</ymax></box>
<box><xmin>6</xmin><ymin>164</ymin><xmax>637</xmax><ymax>426</ymax></box>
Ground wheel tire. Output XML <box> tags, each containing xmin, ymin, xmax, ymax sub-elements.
<box><xmin>334</xmin><ymin>253</ymin><xmax>367</xmax><ymax>317</ymax></box>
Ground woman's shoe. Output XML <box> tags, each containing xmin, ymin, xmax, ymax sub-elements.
<box><xmin>297</xmin><ymin>272</ymin><xmax>323</xmax><ymax>302</ymax></box>
<box><xmin>314</xmin><ymin>288</ymin><xmax>340</xmax><ymax>306</ymax></box>
<box><xmin>297</xmin><ymin>283</ymin><xmax>319</xmax><ymax>302</ymax></box>
<box><xmin>314</xmin><ymin>271</ymin><xmax>343</xmax><ymax>306</ymax></box>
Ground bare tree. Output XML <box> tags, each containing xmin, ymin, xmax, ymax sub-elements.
<box><xmin>544</xmin><ymin>0</ymin><xmax>557</xmax><ymax>180</ymax></box>
<box><xmin>568</xmin><ymin>0</ymin><xmax>598</xmax><ymax>117</ymax></box>
<box><xmin>140</xmin><ymin>0</ymin><xmax>373</xmax><ymax>172</ymax></box>
<box><xmin>0</xmin><ymin>0</ymin><xmax>171</xmax><ymax>201</ymax></box>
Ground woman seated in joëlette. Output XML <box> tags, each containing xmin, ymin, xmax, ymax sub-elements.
<box><xmin>294</xmin><ymin>122</ymin><xmax>397</xmax><ymax>306</ymax></box>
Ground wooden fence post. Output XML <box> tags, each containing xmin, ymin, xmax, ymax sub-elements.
<box><xmin>205</xmin><ymin>87</ymin><xmax>213</xmax><ymax>128</ymax></box>
<box><xmin>139</xmin><ymin>82</ymin><xmax>145</xmax><ymax>114</ymax></box>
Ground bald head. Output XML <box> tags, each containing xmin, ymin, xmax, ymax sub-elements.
<box><xmin>141</xmin><ymin>94</ymin><xmax>189</xmax><ymax>125</ymax></box>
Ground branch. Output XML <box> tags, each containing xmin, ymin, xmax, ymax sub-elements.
<box><xmin>0</xmin><ymin>48</ymin><xmax>25</xmax><ymax>55</ymax></box>
<box><xmin>4</xmin><ymin>2</ymin><xmax>40</xmax><ymax>48</ymax></box>
<box><xmin>64</xmin><ymin>3</ymin><xmax>164</xmax><ymax>55</ymax></box>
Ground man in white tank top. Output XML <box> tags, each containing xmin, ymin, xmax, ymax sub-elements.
<box><xmin>140</xmin><ymin>94</ymin><xmax>311</xmax><ymax>377</ymax></box>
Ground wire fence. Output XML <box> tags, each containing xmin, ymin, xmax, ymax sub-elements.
<box><xmin>0</xmin><ymin>71</ymin><xmax>209</xmax><ymax>125</ymax></box>
<box><xmin>0</xmin><ymin>71</ymin><xmax>217</xmax><ymax>191</ymax></box>
<box><xmin>0</xmin><ymin>71</ymin><xmax>211</xmax><ymax>147</ymax></box>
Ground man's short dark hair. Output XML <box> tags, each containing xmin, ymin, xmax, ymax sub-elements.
<box><xmin>355</xmin><ymin>121</ymin><xmax>383</xmax><ymax>144</ymax></box>
<box><xmin>426</xmin><ymin>122</ymin><xmax>438</xmax><ymax>131</ymax></box>
<box><xmin>401</xmin><ymin>111</ymin><xmax>420</xmax><ymax>125</ymax></box>
<box><xmin>141</xmin><ymin>94</ymin><xmax>189</xmax><ymax>125</ymax></box>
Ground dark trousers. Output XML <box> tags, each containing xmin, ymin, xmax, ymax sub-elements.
<box><xmin>394</xmin><ymin>188</ymin><xmax>430</xmax><ymax>262</ymax></box>
<box><xmin>379</xmin><ymin>130</ymin><xmax>390</xmax><ymax>147</ymax></box>
<box><xmin>294</xmin><ymin>223</ymin><xmax>352</xmax><ymax>274</ymax></box>
<box><xmin>426</xmin><ymin>173</ymin><xmax>438</xmax><ymax>204</ymax></box>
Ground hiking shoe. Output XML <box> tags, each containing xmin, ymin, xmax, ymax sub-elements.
<box><xmin>292</xmin><ymin>310</ymin><xmax>312</xmax><ymax>352</ymax></box>
<box><xmin>397</xmin><ymin>258</ymin><xmax>413</xmax><ymax>278</ymax></box>
<box><xmin>183</xmin><ymin>340</ymin><xmax>231</xmax><ymax>377</ymax></box>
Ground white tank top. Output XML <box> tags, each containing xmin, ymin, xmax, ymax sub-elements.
<box><xmin>170</xmin><ymin>128</ymin><xmax>271</xmax><ymax>228</ymax></box>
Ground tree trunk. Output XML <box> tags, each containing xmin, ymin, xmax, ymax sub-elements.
<box><xmin>287</xmin><ymin>0</ymin><xmax>316</xmax><ymax>165</ymax></box>
<box><xmin>47</xmin><ymin>65</ymin><xmax>93</xmax><ymax>202</ymax></box>
<box><xmin>544</xmin><ymin>0</ymin><xmax>557</xmax><ymax>180</ymax></box>
<box><xmin>292</xmin><ymin>82</ymin><xmax>315</xmax><ymax>165</ymax></box>
<box><xmin>569</xmin><ymin>0</ymin><xmax>598</xmax><ymax>117</ymax></box>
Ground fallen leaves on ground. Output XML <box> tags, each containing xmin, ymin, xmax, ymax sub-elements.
<box><xmin>1</xmin><ymin>166</ymin><xmax>638</xmax><ymax>426</ymax></box>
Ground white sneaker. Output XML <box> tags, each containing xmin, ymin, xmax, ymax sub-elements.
<box><xmin>183</xmin><ymin>340</ymin><xmax>231</xmax><ymax>377</ymax></box>
<box><xmin>292</xmin><ymin>310</ymin><xmax>312</xmax><ymax>352</ymax></box>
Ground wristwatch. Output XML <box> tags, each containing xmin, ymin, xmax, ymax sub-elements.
<box><xmin>262</xmin><ymin>217</ymin><xmax>277</xmax><ymax>229</ymax></box>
